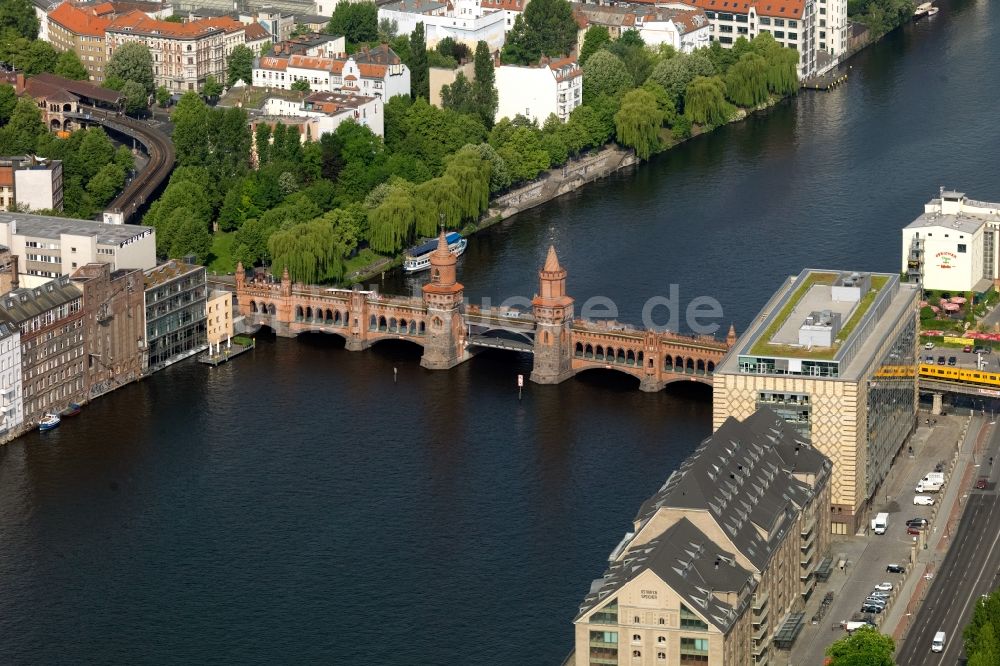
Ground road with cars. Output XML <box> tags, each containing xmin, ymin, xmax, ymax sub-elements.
<box><xmin>897</xmin><ymin>420</ymin><xmax>1000</xmax><ymax>664</ymax></box>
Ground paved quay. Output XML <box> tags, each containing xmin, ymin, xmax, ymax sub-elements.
<box><xmin>779</xmin><ymin>412</ymin><xmax>978</xmax><ymax>666</ymax></box>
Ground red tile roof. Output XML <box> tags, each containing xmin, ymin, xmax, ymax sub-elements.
<box><xmin>47</xmin><ymin>2</ymin><xmax>111</xmax><ymax>37</ymax></box>
<box><xmin>480</xmin><ymin>0</ymin><xmax>524</xmax><ymax>10</ymax></box>
<box><xmin>672</xmin><ymin>0</ymin><xmax>804</xmax><ymax>19</ymax></box>
<box><xmin>91</xmin><ymin>2</ymin><xmax>116</xmax><ymax>16</ymax></box>
<box><xmin>243</xmin><ymin>22</ymin><xmax>269</xmax><ymax>40</ymax></box>
<box><xmin>107</xmin><ymin>10</ymin><xmax>245</xmax><ymax>38</ymax></box>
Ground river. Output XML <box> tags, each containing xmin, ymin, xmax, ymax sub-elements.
<box><xmin>1</xmin><ymin>2</ymin><xmax>998</xmax><ymax>663</ymax></box>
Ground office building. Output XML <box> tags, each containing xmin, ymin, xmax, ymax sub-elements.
<box><xmin>713</xmin><ymin>269</ymin><xmax>919</xmax><ymax>534</ymax></box>
<box><xmin>0</xmin><ymin>156</ymin><xmax>64</xmax><ymax>212</ymax></box>
<box><xmin>143</xmin><ymin>260</ymin><xmax>207</xmax><ymax>370</ymax></box>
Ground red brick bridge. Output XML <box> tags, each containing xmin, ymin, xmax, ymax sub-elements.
<box><xmin>235</xmin><ymin>233</ymin><xmax>734</xmax><ymax>390</ymax></box>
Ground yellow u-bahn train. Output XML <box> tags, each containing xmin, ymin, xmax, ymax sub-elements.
<box><xmin>874</xmin><ymin>364</ymin><xmax>1000</xmax><ymax>387</ymax></box>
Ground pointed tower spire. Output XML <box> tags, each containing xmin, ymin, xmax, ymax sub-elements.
<box><xmin>543</xmin><ymin>245</ymin><xmax>561</xmax><ymax>272</ymax></box>
<box><xmin>727</xmin><ymin>323</ymin><xmax>737</xmax><ymax>347</ymax></box>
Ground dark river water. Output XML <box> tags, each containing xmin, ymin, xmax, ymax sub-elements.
<box><xmin>2</xmin><ymin>2</ymin><xmax>998</xmax><ymax>663</ymax></box>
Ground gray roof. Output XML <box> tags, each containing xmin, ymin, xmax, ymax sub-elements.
<box><xmin>904</xmin><ymin>211</ymin><xmax>988</xmax><ymax>234</ymax></box>
<box><xmin>0</xmin><ymin>212</ymin><xmax>154</xmax><ymax>246</ymax></box>
<box><xmin>635</xmin><ymin>408</ymin><xmax>830</xmax><ymax>571</ymax></box>
<box><xmin>577</xmin><ymin>517</ymin><xmax>756</xmax><ymax>632</ymax></box>
<box><xmin>0</xmin><ymin>275</ymin><xmax>82</xmax><ymax>325</ymax></box>
<box><xmin>380</xmin><ymin>0</ymin><xmax>447</xmax><ymax>13</ymax></box>
<box><xmin>293</xmin><ymin>13</ymin><xmax>330</xmax><ymax>23</ymax></box>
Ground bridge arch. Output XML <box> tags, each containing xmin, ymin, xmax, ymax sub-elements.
<box><xmin>573</xmin><ymin>366</ymin><xmax>643</xmax><ymax>387</ymax></box>
<box><xmin>697</xmin><ymin>359</ymin><xmax>705</xmax><ymax>374</ymax></box>
<box><xmin>267</xmin><ymin>303</ymin><xmax>276</xmax><ymax>315</ymax></box>
<box><xmin>249</xmin><ymin>300</ymin><xmax>258</xmax><ymax>313</ymax></box>
<box><xmin>295</xmin><ymin>305</ymin><xmax>304</xmax><ymax>321</ymax></box>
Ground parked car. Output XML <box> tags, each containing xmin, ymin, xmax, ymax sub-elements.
<box><xmin>861</xmin><ymin>604</ymin><xmax>885</xmax><ymax>614</ymax></box>
<box><xmin>948</xmin><ymin>356</ymin><xmax>957</xmax><ymax>366</ymax></box>
<box><xmin>906</xmin><ymin>518</ymin><xmax>929</xmax><ymax>528</ymax></box>
<box><xmin>887</xmin><ymin>564</ymin><xmax>906</xmax><ymax>573</ymax></box>
<box><xmin>937</xmin><ymin>356</ymin><xmax>946</xmax><ymax>365</ymax></box>
<box><xmin>975</xmin><ymin>346</ymin><xmax>992</xmax><ymax>355</ymax></box>
<box><xmin>869</xmin><ymin>590</ymin><xmax>891</xmax><ymax>598</ymax></box>
<box><xmin>907</xmin><ymin>526</ymin><xmax>922</xmax><ymax>535</ymax></box>
<box><xmin>924</xmin><ymin>342</ymin><xmax>935</xmax><ymax>350</ymax></box>
<box><xmin>914</xmin><ymin>495</ymin><xmax>935</xmax><ymax>506</ymax></box>
<box><xmin>864</xmin><ymin>596</ymin><xmax>887</xmax><ymax>605</ymax></box>
<box><xmin>925</xmin><ymin>355</ymin><xmax>935</xmax><ymax>363</ymax></box>
<box><xmin>873</xmin><ymin>582</ymin><xmax>894</xmax><ymax>592</ymax></box>
<box><xmin>977</xmin><ymin>477</ymin><xmax>989</xmax><ymax>490</ymax></box>
<box><xmin>964</xmin><ymin>345</ymin><xmax>973</xmax><ymax>353</ymax></box>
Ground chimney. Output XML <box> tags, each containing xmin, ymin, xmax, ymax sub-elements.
<box><xmin>10</xmin><ymin>255</ymin><xmax>18</xmax><ymax>291</ymax></box>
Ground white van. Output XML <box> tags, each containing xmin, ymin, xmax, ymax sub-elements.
<box><xmin>932</xmin><ymin>631</ymin><xmax>945</xmax><ymax>652</ymax></box>
<box><xmin>916</xmin><ymin>480</ymin><xmax>943</xmax><ymax>493</ymax></box>
<box><xmin>871</xmin><ymin>512</ymin><xmax>889</xmax><ymax>535</ymax></box>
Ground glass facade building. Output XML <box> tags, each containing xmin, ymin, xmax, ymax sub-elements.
<box><xmin>143</xmin><ymin>262</ymin><xmax>207</xmax><ymax>371</ymax></box>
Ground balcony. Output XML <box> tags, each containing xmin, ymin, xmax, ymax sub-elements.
<box><xmin>753</xmin><ymin>620</ymin><xmax>769</xmax><ymax>642</ymax></box>
<box><xmin>800</xmin><ymin>540</ymin><xmax>816</xmax><ymax>565</ymax></box>
<box><xmin>753</xmin><ymin>592</ymin><xmax>769</xmax><ymax>613</ymax></box>
<box><xmin>800</xmin><ymin>529</ymin><xmax>816</xmax><ymax>551</ymax></box>
<box><xmin>800</xmin><ymin>515</ymin><xmax>816</xmax><ymax>537</ymax></box>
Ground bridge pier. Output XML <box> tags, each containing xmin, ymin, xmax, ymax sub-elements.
<box><xmin>639</xmin><ymin>376</ymin><xmax>664</xmax><ymax>393</ymax></box>
<box><xmin>931</xmin><ymin>392</ymin><xmax>943</xmax><ymax>415</ymax></box>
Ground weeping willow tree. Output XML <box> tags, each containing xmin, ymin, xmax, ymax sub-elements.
<box><xmin>268</xmin><ymin>218</ymin><xmax>343</xmax><ymax>283</ymax></box>
<box><xmin>683</xmin><ymin>76</ymin><xmax>734</xmax><ymax>128</ymax></box>
<box><xmin>614</xmin><ymin>88</ymin><xmax>663</xmax><ymax>161</ymax></box>
<box><xmin>414</xmin><ymin>176</ymin><xmax>463</xmax><ymax>236</ymax></box>
<box><xmin>368</xmin><ymin>189</ymin><xmax>417</xmax><ymax>254</ymax></box>
<box><xmin>725</xmin><ymin>53</ymin><xmax>770</xmax><ymax>107</ymax></box>
<box><xmin>443</xmin><ymin>145</ymin><xmax>491</xmax><ymax>221</ymax></box>
<box><xmin>765</xmin><ymin>48</ymin><xmax>800</xmax><ymax>96</ymax></box>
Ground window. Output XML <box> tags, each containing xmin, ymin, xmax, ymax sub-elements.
<box><xmin>634</xmin><ymin>616</ymin><xmax>640</xmax><ymax>623</ymax></box>
<box><xmin>680</xmin><ymin>604</ymin><xmax>709</xmax><ymax>630</ymax></box>
<box><xmin>789</xmin><ymin>19</ymin><xmax>797</xmax><ymax>26</ymax></box>
<box><xmin>659</xmin><ymin>618</ymin><xmax>665</xmax><ymax>625</ymax></box>
<box><xmin>958</xmin><ymin>244</ymin><xmax>967</xmax><ymax>253</ymax></box>
<box><xmin>632</xmin><ymin>650</ymin><xmax>641</xmax><ymax>658</ymax></box>
<box><xmin>775</xmin><ymin>30</ymin><xmax>785</xmax><ymax>38</ymax></box>
<box><xmin>774</xmin><ymin>18</ymin><xmax>785</xmax><ymax>26</ymax></box>
<box><xmin>633</xmin><ymin>634</ymin><xmax>642</xmax><ymax>642</ymax></box>
<box><xmin>789</xmin><ymin>32</ymin><xmax>797</xmax><ymax>40</ymax></box>
<box><xmin>658</xmin><ymin>653</ymin><xmax>666</xmax><ymax>660</ymax></box>
<box><xmin>759</xmin><ymin>16</ymin><xmax>771</xmax><ymax>24</ymax></box>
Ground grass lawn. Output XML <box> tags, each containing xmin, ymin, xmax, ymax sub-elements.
<box><xmin>206</xmin><ymin>232</ymin><xmax>236</xmax><ymax>274</ymax></box>
<box><xmin>343</xmin><ymin>248</ymin><xmax>389</xmax><ymax>278</ymax></box>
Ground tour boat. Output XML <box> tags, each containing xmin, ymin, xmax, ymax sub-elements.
<box><xmin>403</xmin><ymin>232</ymin><xmax>467</xmax><ymax>273</ymax></box>
<box><xmin>59</xmin><ymin>403</ymin><xmax>82</xmax><ymax>417</ymax></box>
<box><xmin>926</xmin><ymin>6</ymin><xmax>939</xmax><ymax>15</ymax></box>
<box><xmin>914</xmin><ymin>2</ymin><xmax>933</xmax><ymax>16</ymax></box>
<box><xmin>38</xmin><ymin>413</ymin><xmax>61</xmax><ymax>431</ymax></box>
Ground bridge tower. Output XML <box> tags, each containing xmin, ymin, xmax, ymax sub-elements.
<box><xmin>531</xmin><ymin>246</ymin><xmax>575</xmax><ymax>385</ymax></box>
<box><xmin>421</xmin><ymin>230</ymin><xmax>466</xmax><ymax>369</ymax></box>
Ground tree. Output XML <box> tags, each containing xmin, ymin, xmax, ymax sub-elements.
<box><xmin>501</xmin><ymin>0</ymin><xmax>577</xmax><ymax>64</ymax></box>
<box><xmin>583</xmin><ymin>50</ymin><xmax>634</xmax><ymax>106</ymax></box>
<box><xmin>155</xmin><ymin>85</ymin><xmax>171</xmax><ymax>108</ymax></box>
<box><xmin>579</xmin><ymin>26</ymin><xmax>611</xmax><ymax>66</ymax></box>
<box><xmin>0</xmin><ymin>84</ymin><xmax>15</xmax><ymax>124</ymax></box>
<box><xmin>203</xmin><ymin>74</ymin><xmax>223</xmax><ymax>98</ymax></box>
<box><xmin>368</xmin><ymin>188</ymin><xmax>417</xmax><ymax>254</ymax></box>
<box><xmin>291</xmin><ymin>78</ymin><xmax>311</xmax><ymax>93</ymax></box>
<box><xmin>54</xmin><ymin>50</ymin><xmax>89</xmax><ymax>80</ymax></box>
<box><xmin>683</xmin><ymin>76</ymin><xmax>734</xmax><ymax>127</ymax></box>
<box><xmin>227</xmin><ymin>44</ymin><xmax>254</xmax><ymax>87</ymax></box>
<box><xmin>172</xmin><ymin>92</ymin><xmax>210</xmax><ymax>165</ymax></box>
<box><xmin>475</xmin><ymin>142</ymin><xmax>511</xmax><ymax>193</ymax></box>
<box><xmin>119</xmin><ymin>79</ymin><xmax>148</xmax><ymax>115</ymax></box>
<box><xmin>496</xmin><ymin>126</ymin><xmax>549</xmax><ymax>182</ymax></box>
<box><xmin>826</xmin><ymin>627</ymin><xmax>894</xmax><ymax>666</ymax></box>
<box><xmin>607</xmin><ymin>29</ymin><xmax>654</xmax><ymax>90</ymax></box>
<box><xmin>436</xmin><ymin>37</ymin><xmax>470</xmax><ymax>63</ymax></box>
<box><xmin>378</xmin><ymin>17</ymin><xmax>398</xmax><ymax>41</ymax></box>
<box><xmin>326</xmin><ymin>1</ymin><xmax>378</xmax><ymax>45</ymax></box>
<box><xmin>615</xmin><ymin>88</ymin><xmax>663</xmax><ymax>160</ymax></box>
<box><xmin>0</xmin><ymin>36</ymin><xmax>57</xmax><ymax>76</ymax></box>
<box><xmin>86</xmin><ymin>163</ymin><xmax>126</xmax><ymax>206</ymax></box>
<box><xmin>269</xmin><ymin>217</ymin><xmax>344</xmax><ymax>283</ymax></box>
<box><xmin>410</xmin><ymin>22</ymin><xmax>429</xmax><ymax>100</ymax></box>
<box><xmin>471</xmin><ymin>41</ymin><xmax>498</xmax><ymax>128</ymax></box>
<box><xmin>168</xmin><ymin>209</ymin><xmax>213</xmax><ymax>262</ymax></box>
<box><xmin>0</xmin><ymin>98</ymin><xmax>45</xmax><ymax>155</ymax></box>
<box><xmin>725</xmin><ymin>52</ymin><xmax>770</xmax><ymax>107</ymax></box>
<box><xmin>648</xmin><ymin>52</ymin><xmax>716</xmax><ymax>109</ymax></box>
<box><xmin>106</xmin><ymin>42</ymin><xmax>155</xmax><ymax>93</ymax></box>
<box><xmin>0</xmin><ymin>0</ymin><xmax>38</xmax><ymax>39</ymax></box>
<box><xmin>641</xmin><ymin>80</ymin><xmax>677</xmax><ymax>126</ymax></box>
<box><xmin>441</xmin><ymin>72</ymin><xmax>475</xmax><ymax>115</ymax></box>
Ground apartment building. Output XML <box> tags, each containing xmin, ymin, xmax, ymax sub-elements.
<box><xmin>575</xmin><ymin>409</ymin><xmax>831</xmax><ymax>665</ymax></box>
<box><xmin>253</xmin><ymin>44</ymin><xmax>410</xmax><ymax>99</ymax></box>
<box><xmin>713</xmin><ymin>270</ymin><xmax>919</xmax><ymax>534</ymax></box>
<box><xmin>572</xmin><ymin>3</ymin><xmax>711</xmax><ymax>54</ymax></box>
<box><xmin>0</xmin><ymin>320</ymin><xmax>24</xmax><ymax>438</ymax></box>
<box><xmin>378</xmin><ymin>0</ymin><xmax>508</xmax><ymax>51</ymax></box>
<box><xmin>0</xmin><ymin>156</ymin><xmax>64</xmax><ymax>213</ymax></box>
<box><xmin>0</xmin><ymin>276</ymin><xmax>87</xmax><ymax>424</ymax></box>
<box><xmin>143</xmin><ymin>261</ymin><xmax>207</xmax><ymax>371</ymax></box>
<box><xmin>0</xmin><ymin>212</ymin><xmax>156</xmax><ymax>280</ymax></box>
<box><xmin>206</xmin><ymin>289</ymin><xmax>234</xmax><ymax>347</ymax></box>
<box><xmin>495</xmin><ymin>56</ymin><xmax>582</xmax><ymax>124</ymax></box>
<box><xmin>46</xmin><ymin>2</ymin><xmax>112</xmax><ymax>83</ymax></box>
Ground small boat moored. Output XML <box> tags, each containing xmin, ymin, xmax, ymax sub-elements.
<box><xmin>403</xmin><ymin>232</ymin><xmax>468</xmax><ymax>273</ymax></box>
<box><xmin>926</xmin><ymin>6</ymin><xmax>939</xmax><ymax>15</ymax></box>
<box><xmin>59</xmin><ymin>403</ymin><xmax>82</xmax><ymax>417</ymax></box>
<box><xmin>38</xmin><ymin>413</ymin><xmax>61</xmax><ymax>431</ymax></box>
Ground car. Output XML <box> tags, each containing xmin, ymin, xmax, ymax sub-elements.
<box><xmin>976</xmin><ymin>346</ymin><xmax>992</xmax><ymax>355</ymax></box>
<box><xmin>964</xmin><ymin>345</ymin><xmax>973</xmax><ymax>353</ymax></box>
<box><xmin>948</xmin><ymin>356</ymin><xmax>957</xmax><ymax>366</ymax></box>
<box><xmin>937</xmin><ymin>356</ymin><xmax>946</xmax><ymax>365</ymax></box>
<box><xmin>906</xmin><ymin>518</ymin><xmax>929</xmax><ymax>528</ymax></box>
<box><xmin>924</xmin><ymin>342</ymin><xmax>935</xmax><ymax>350</ymax></box>
<box><xmin>907</xmin><ymin>526</ymin><xmax>922</xmax><ymax>535</ymax></box>
<box><xmin>914</xmin><ymin>495</ymin><xmax>935</xmax><ymax>506</ymax></box>
<box><xmin>887</xmin><ymin>564</ymin><xmax>906</xmax><ymax>573</ymax></box>
<box><xmin>925</xmin><ymin>355</ymin><xmax>935</xmax><ymax>363</ymax></box>
<box><xmin>864</xmin><ymin>596</ymin><xmax>887</xmax><ymax>605</ymax></box>
<box><xmin>861</xmin><ymin>605</ymin><xmax>884</xmax><ymax>614</ymax></box>
<box><xmin>869</xmin><ymin>590</ymin><xmax>891</xmax><ymax>598</ymax></box>
<box><xmin>977</xmin><ymin>477</ymin><xmax>989</xmax><ymax>490</ymax></box>
<box><xmin>873</xmin><ymin>582</ymin><xmax>894</xmax><ymax>592</ymax></box>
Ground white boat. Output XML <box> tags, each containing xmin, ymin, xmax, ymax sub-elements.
<box><xmin>38</xmin><ymin>413</ymin><xmax>61</xmax><ymax>431</ymax></box>
<box><xmin>914</xmin><ymin>2</ymin><xmax>933</xmax><ymax>16</ymax></box>
<box><xmin>926</xmin><ymin>6</ymin><xmax>939</xmax><ymax>15</ymax></box>
<box><xmin>403</xmin><ymin>232</ymin><xmax>467</xmax><ymax>273</ymax></box>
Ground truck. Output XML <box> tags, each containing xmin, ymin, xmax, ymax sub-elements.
<box><xmin>916</xmin><ymin>479</ymin><xmax>943</xmax><ymax>493</ymax></box>
<box><xmin>871</xmin><ymin>512</ymin><xmax>889</xmax><ymax>535</ymax></box>
<box><xmin>923</xmin><ymin>472</ymin><xmax>945</xmax><ymax>484</ymax></box>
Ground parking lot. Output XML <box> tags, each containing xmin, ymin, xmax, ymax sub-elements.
<box><xmin>921</xmin><ymin>343</ymin><xmax>993</xmax><ymax>370</ymax></box>
<box><xmin>785</xmin><ymin>413</ymin><xmax>974</xmax><ymax>666</ymax></box>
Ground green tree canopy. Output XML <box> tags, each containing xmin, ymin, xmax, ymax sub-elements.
<box><xmin>203</xmin><ymin>74</ymin><xmax>224</xmax><ymax>98</ymax></box>
<box><xmin>119</xmin><ymin>79</ymin><xmax>148</xmax><ymax>114</ymax></box>
<box><xmin>0</xmin><ymin>97</ymin><xmax>45</xmax><ymax>155</ymax></box>
<box><xmin>291</xmin><ymin>78</ymin><xmax>311</xmax><ymax>93</ymax></box>
<box><xmin>0</xmin><ymin>36</ymin><xmax>58</xmax><ymax>76</ymax></box>
<box><xmin>725</xmin><ymin>52</ymin><xmax>770</xmax><ymax>107</ymax></box>
<box><xmin>227</xmin><ymin>44</ymin><xmax>255</xmax><ymax>87</ymax></box>
<box><xmin>606</xmin><ymin>29</ymin><xmax>654</xmax><ymax>89</ymax></box>
<box><xmin>826</xmin><ymin>626</ymin><xmax>894</xmax><ymax>666</ymax></box>
<box><xmin>472</xmin><ymin>40</ymin><xmax>498</xmax><ymax>128</ymax></box>
<box><xmin>54</xmin><ymin>50</ymin><xmax>89</xmax><ymax>80</ymax></box>
<box><xmin>579</xmin><ymin>26</ymin><xmax>611</xmax><ymax>66</ymax></box>
<box><xmin>614</xmin><ymin>88</ymin><xmax>663</xmax><ymax>160</ymax></box>
<box><xmin>269</xmin><ymin>217</ymin><xmax>345</xmax><ymax>283</ymax></box>
<box><xmin>582</xmin><ymin>49</ymin><xmax>634</xmax><ymax>105</ymax></box>
<box><xmin>86</xmin><ymin>163</ymin><xmax>126</xmax><ymax>207</ymax></box>
<box><xmin>326</xmin><ymin>1</ymin><xmax>378</xmax><ymax>45</ymax></box>
<box><xmin>409</xmin><ymin>22</ymin><xmax>429</xmax><ymax>100</ymax></box>
<box><xmin>106</xmin><ymin>42</ymin><xmax>155</xmax><ymax>93</ymax></box>
<box><xmin>683</xmin><ymin>75</ymin><xmax>734</xmax><ymax>127</ymax></box>
<box><xmin>0</xmin><ymin>84</ymin><xmax>16</xmax><ymax>124</ymax></box>
<box><xmin>440</xmin><ymin>72</ymin><xmax>475</xmax><ymax>116</ymax></box>
<box><xmin>0</xmin><ymin>0</ymin><xmax>39</xmax><ymax>39</ymax></box>
<box><xmin>648</xmin><ymin>51</ymin><xmax>715</xmax><ymax>109</ymax></box>
<box><xmin>501</xmin><ymin>0</ymin><xmax>578</xmax><ymax>64</ymax></box>
<box><xmin>368</xmin><ymin>188</ymin><xmax>417</xmax><ymax>254</ymax></box>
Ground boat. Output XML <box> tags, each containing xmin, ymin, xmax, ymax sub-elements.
<box><xmin>926</xmin><ymin>6</ymin><xmax>939</xmax><ymax>15</ymax></box>
<box><xmin>403</xmin><ymin>231</ymin><xmax>468</xmax><ymax>273</ymax></box>
<box><xmin>38</xmin><ymin>413</ymin><xmax>61</xmax><ymax>431</ymax></box>
<box><xmin>59</xmin><ymin>403</ymin><xmax>81</xmax><ymax>417</ymax></box>
<box><xmin>914</xmin><ymin>2</ymin><xmax>933</xmax><ymax>16</ymax></box>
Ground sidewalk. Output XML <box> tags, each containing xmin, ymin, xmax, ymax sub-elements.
<box><xmin>784</xmin><ymin>413</ymin><xmax>972</xmax><ymax>666</ymax></box>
